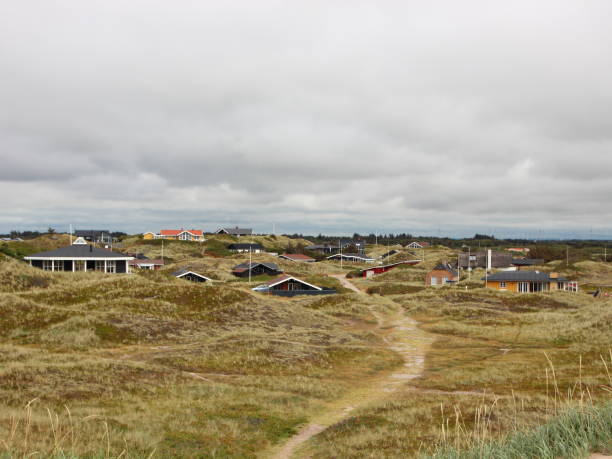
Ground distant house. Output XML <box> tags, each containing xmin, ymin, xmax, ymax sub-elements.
<box><xmin>484</xmin><ymin>271</ymin><xmax>578</xmax><ymax>293</ymax></box>
<box><xmin>510</xmin><ymin>258</ymin><xmax>544</xmax><ymax>270</ymax></box>
<box><xmin>306</xmin><ymin>240</ymin><xmax>367</xmax><ymax>255</ymax></box>
<box><xmin>379</xmin><ymin>249</ymin><xmax>401</xmax><ymax>259</ymax></box>
<box><xmin>216</xmin><ymin>227</ymin><xmax>253</xmax><ymax>237</ymax></box>
<box><xmin>232</xmin><ymin>262</ymin><xmax>282</xmax><ymax>277</ymax></box>
<box><xmin>326</xmin><ymin>253</ymin><xmax>375</xmax><ymax>263</ymax></box>
<box><xmin>129</xmin><ymin>258</ymin><xmax>164</xmax><ymax>270</ymax></box>
<box><xmin>278</xmin><ymin>253</ymin><xmax>315</xmax><ymax>262</ymax></box>
<box><xmin>406</xmin><ymin>241</ymin><xmax>430</xmax><ymax>249</ymax></box>
<box><xmin>74</xmin><ymin>230</ymin><xmax>113</xmax><ymax>244</ymax></box>
<box><xmin>172</xmin><ymin>269</ymin><xmax>211</xmax><ymax>283</ymax></box>
<box><xmin>457</xmin><ymin>250</ymin><xmax>513</xmax><ymax>269</ymax></box>
<box><xmin>506</xmin><ymin>247</ymin><xmax>531</xmax><ymax>253</ymax></box>
<box><xmin>143</xmin><ymin>229</ymin><xmax>205</xmax><ymax>242</ymax></box>
<box><xmin>252</xmin><ymin>275</ymin><xmax>335</xmax><ymax>296</ymax></box>
<box><xmin>426</xmin><ymin>263</ymin><xmax>459</xmax><ymax>286</ymax></box>
<box><xmin>228</xmin><ymin>243</ymin><xmax>264</xmax><ymax>253</ymax></box>
<box><xmin>361</xmin><ymin>260</ymin><xmax>420</xmax><ymax>278</ymax></box>
<box><xmin>24</xmin><ymin>237</ymin><xmax>133</xmax><ymax>273</ymax></box>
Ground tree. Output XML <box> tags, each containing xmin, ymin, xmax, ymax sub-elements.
<box><xmin>47</xmin><ymin>227</ymin><xmax>56</xmax><ymax>234</ymax></box>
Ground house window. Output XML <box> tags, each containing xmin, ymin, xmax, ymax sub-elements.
<box><xmin>518</xmin><ymin>282</ymin><xmax>529</xmax><ymax>293</ymax></box>
<box><xmin>106</xmin><ymin>260</ymin><xmax>116</xmax><ymax>273</ymax></box>
<box><xmin>442</xmin><ymin>277</ymin><xmax>448</xmax><ymax>284</ymax></box>
<box><xmin>431</xmin><ymin>277</ymin><xmax>438</xmax><ymax>285</ymax></box>
<box><xmin>499</xmin><ymin>281</ymin><xmax>506</xmax><ymax>288</ymax></box>
<box><xmin>53</xmin><ymin>260</ymin><xmax>64</xmax><ymax>271</ymax></box>
<box><xmin>74</xmin><ymin>260</ymin><xmax>86</xmax><ymax>271</ymax></box>
<box><xmin>43</xmin><ymin>260</ymin><xmax>53</xmax><ymax>271</ymax></box>
<box><xmin>95</xmin><ymin>261</ymin><xmax>105</xmax><ymax>272</ymax></box>
<box><xmin>179</xmin><ymin>232</ymin><xmax>189</xmax><ymax>241</ymax></box>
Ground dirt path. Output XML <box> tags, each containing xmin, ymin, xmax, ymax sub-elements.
<box><xmin>269</xmin><ymin>277</ymin><xmax>432</xmax><ymax>459</ymax></box>
<box><xmin>330</xmin><ymin>273</ymin><xmax>364</xmax><ymax>294</ymax></box>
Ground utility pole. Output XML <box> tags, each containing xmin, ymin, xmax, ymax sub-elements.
<box><xmin>566</xmin><ymin>245</ymin><xmax>569</xmax><ymax>266</ymax></box>
<box><xmin>249</xmin><ymin>247</ymin><xmax>252</xmax><ymax>284</ymax></box>
<box><xmin>69</xmin><ymin>224</ymin><xmax>73</xmax><ymax>244</ymax></box>
<box><xmin>340</xmin><ymin>239</ymin><xmax>343</xmax><ymax>270</ymax></box>
<box><xmin>161</xmin><ymin>239</ymin><xmax>164</xmax><ymax>263</ymax></box>
<box><xmin>468</xmin><ymin>246</ymin><xmax>471</xmax><ymax>281</ymax></box>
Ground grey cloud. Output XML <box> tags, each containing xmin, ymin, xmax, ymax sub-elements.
<box><xmin>1</xmin><ymin>1</ymin><xmax>612</xmax><ymax>236</ymax></box>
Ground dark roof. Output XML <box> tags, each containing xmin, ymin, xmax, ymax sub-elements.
<box><xmin>511</xmin><ymin>258</ymin><xmax>544</xmax><ymax>266</ymax></box>
<box><xmin>74</xmin><ymin>230</ymin><xmax>110</xmax><ymax>236</ymax></box>
<box><xmin>484</xmin><ymin>271</ymin><xmax>568</xmax><ymax>282</ymax></box>
<box><xmin>172</xmin><ymin>269</ymin><xmax>210</xmax><ymax>280</ymax></box>
<box><xmin>218</xmin><ymin>227</ymin><xmax>253</xmax><ymax>235</ymax></box>
<box><xmin>232</xmin><ymin>262</ymin><xmax>280</xmax><ymax>271</ymax></box>
<box><xmin>431</xmin><ymin>263</ymin><xmax>458</xmax><ymax>277</ymax></box>
<box><xmin>228</xmin><ymin>243</ymin><xmax>264</xmax><ymax>250</ymax></box>
<box><xmin>24</xmin><ymin>244</ymin><xmax>130</xmax><ymax>259</ymax></box>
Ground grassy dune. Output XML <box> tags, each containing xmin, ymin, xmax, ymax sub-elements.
<box><xmin>300</xmin><ymin>280</ymin><xmax>612</xmax><ymax>458</ymax></box>
<box><xmin>0</xmin><ymin>255</ymin><xmax>400</xmax><ymax>457</ymax></box>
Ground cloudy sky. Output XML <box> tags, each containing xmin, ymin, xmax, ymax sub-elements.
<box><xmin>1</xmin><ymin>1</ymin><xmax>611</xmax><ymax>237</ymax></box>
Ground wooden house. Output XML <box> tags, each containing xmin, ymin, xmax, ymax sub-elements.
<box><xmin>129</xmin><ymin>258</ymin><xmax>164</xmax><ymax>270</ymax></box>
<box><xmin>24</xmin><ymin>237</ymin><xmax>133</xmax><ymax>273</ymax></box>
<box><xmin>252</xmin><ymin>275</ymin><xmax>336</xmax><ymax>296</ymax></box>
<box><xmin>484</xmin><ymin>271</ymin><xmax>578</xmax><ymax>293</ymax></box>
<box><xmin>361</xmin><ymin>260</ymin><xmax>420</xmax><ymax>278</ymax></box>
<box><xmin>143</xmin><ymin>229</ymin><xmax>204</xmax><ymax>242</ymax></box>
<box><xmin>172</xmin><ymin>269</ymin><xmax>211</xmax><ymax>282</ymax></box>
<box><xmin>426</xmin><ymin>263</ymin><xmax>459</xmax><ymax>286</ymax></box>
<box><xmin>216</xmin><ymin>227</ymin><xmax>253</xmax><ymax>237</ymax></box>
<box><xmin>232</xmin><ymin>262</ymin><xmax>282</xmax><ymax>277</ymax></box>
<box><xmin>228</xmin><ymin>243</ymin><xmax>264</xmax><ymax>253</ymax></box>
<box><xmin>326</xmin><ymin>253</ymin><xmax>374</xmax><ymax>263</ymax></box>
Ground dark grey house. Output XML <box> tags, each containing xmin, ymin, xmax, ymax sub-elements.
<box><xmin>232</xmin><ymin>262</ymin><xmax>282</xmax><ymax>277</ymax></box>
<box><xmin>216</xmin><ymin>227</ymin><xmax>253</xmax><ymax>237</ymax></box>
<box><xmin>172</xmin><ymin>269</ymin><xmax>211</xmax><ymax>283</ymax></box>
<box><xmin>24</xmin><ymin>237</ymin><xmax>133</xmax><ymax>273</ymax></box>
<box><xmin>74</xmin><ymin>230</ymin><xmax>113</xmax><ymax>244</ymax></box>
<box><xmin>306</xmin><ymin>240</ymin><xmax>367</xmax><ymax>255</ymax></box>
<box><xmin>227</xmin><ymin>243</ymin><xmax>264</xmax><ymax>253</ymax></box>
<box><xmin>457</xmin><ymin>250</ymin><xmax>513</xmax><ymax>269</ymax></box>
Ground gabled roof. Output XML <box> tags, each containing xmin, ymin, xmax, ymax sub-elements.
<box><xmin>278</xmin><ymin>253</ymin><xmax>315</xmax><ymax>262</ymax></box>
<box><xmin>228</xmin><ymin>243</ymin><xmax>264</xmax><ymax>250</ymax></box>
<box><xmin>232</xmin><ymin>262</ymin><xmax>280</xmax><ymax>271</ymax></box>
<box><xmin>172</xmin><ymin>269</ymin><xmax>211</xmax><ymax>281</ymax></box>
<box><xmin>253</xmin><ymin>275</ymin><xmax>322</xmax><ymax>291</ymax></box>
<box><xmin>24</xmin><ymin>244</ymin><xmax>132</xmax><ymax>260</ymax></box>
<box><xmin>217</xmin><ymin>227</ymin><xmax>253</xmax><ymax>235</ymax></box>
<box><xmin>484</xmin><ymin>271</ymin><xmax>568</xmax><ymax>282</ymax></box>
<box><xmin>361</xmin><ymin>260</ymin><xmax>420</xmax><ymax>272</ymax></box>
<box><xmin>160</xmin><ymin>229</ymin><xmax>203</xmax><ymax>236</ymax></box>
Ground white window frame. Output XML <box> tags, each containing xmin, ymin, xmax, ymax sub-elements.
<box><xmin>518</xmin><ymin>282</ymin><xmax>529</xmax><ymax>293</ymax></box>
<box><xmin>499</xmin><ymin>281</ymin><xmax>506</xmax><ymax>289</ymax></box>
<box><xmin>106</xmin><ymin>260</ymin><xmax>116</xmax><ymax>273</ymax></box>
<box><xmin>53</xmin><ymin>260</ymin><xmax>64</xmax><ymax>271</ymax></box>
<box><xmin>43</xmin><ymin>260</ymin><xmax>53</xmax><ymax>271</ymax></box>
<box><xmin>95</xmin><ymin>260</ymin><xmax>105</xmax><ymax>272</ymax></box>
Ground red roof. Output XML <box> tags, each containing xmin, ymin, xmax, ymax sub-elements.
<box><xmin>160</xmin><ymin>229</ymin><xmax>203</xmax><ymax>236</ymax></box>
<box><xmin>280</xmin><ymin>253</ymin><xmax>315</xmax><ymax>261</ymax></box>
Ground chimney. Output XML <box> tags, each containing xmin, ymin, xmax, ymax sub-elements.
<box><xmin>90</xmin><ymin>244</ymin><xmax>93</xmax><ymax>252</ymax></box>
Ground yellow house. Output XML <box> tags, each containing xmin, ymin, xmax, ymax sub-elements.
<box><xmin>484</xmin><ymin>271</ymin><xmax>577</xmax><ymax>293</ymax></box>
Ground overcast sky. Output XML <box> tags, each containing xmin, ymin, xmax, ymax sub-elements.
<box><xmin>1</xmin><ymin>1</ymin><xmax>611</xmax><ymax>238</ymax></box>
